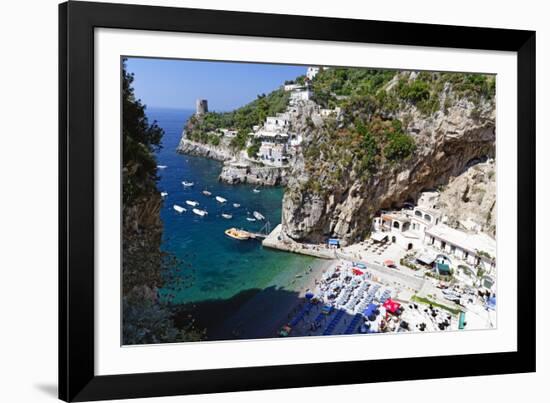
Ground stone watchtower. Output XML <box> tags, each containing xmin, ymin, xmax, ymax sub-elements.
<box><xmin>196</xmin><ymin>99</ymin><xmax>208</xmax><ymax>115</ymax></box>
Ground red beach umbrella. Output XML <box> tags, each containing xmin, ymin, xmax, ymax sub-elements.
<box><xmin>383</xmin><ymin>298</ymin><xmax>401</xmax><ymax>313</ymax></box>
<box><xmin>352</xmin><ymin>268</ymin><xmax>364</xmax><ymax>275</ymax></box>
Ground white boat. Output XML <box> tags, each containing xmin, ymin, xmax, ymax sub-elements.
<box><xmin>221</xmin><ymin>213</ymin><xmax>233</xmax><ymax>219</ymax></box>
<box><xmin>181</xmin><ymin>181</ymin><xmax>194</xmax><ymax>187</ymax></box>
<box><xmin>253</xmin><ymin>211</ymin><xmax>265</xmax><ymax>220</ymax></box>
<box><xmin>215</xmin><ymin>196</ymin><xmax>227</xmax><ymax>203</ymax></box>
<box><xmin>202</xmin><ymin>190</ymin><xmax>212</xmax><ymax>196</ymax></box>
<box><xmin>157</xmin><ymin>165</ymin><xmax>167</xmax><ymax>169</ymax></box>
<box><xmin>192</xmin><ymin>208</ymin><xmax>208</xmax><ymax>217</ymax></box>
<box><xmin>173</xmin><ymin>205</ymin><xmax>186</xmax><ymax>213</ymax></box>
<box><xmin>233</xmin><ymin>203</ymin><xmax>241</xmax><ymax>208</ymax></box>
<box><xmin>186</xmin><ymin>200</ymin><xmax>199</xmax><ymax>207</ymax></box>
<box><xmin>252</xmin><ymin>188</ymin><xmax>261</xmax><ymax>193</ymax></box>
<box><xmin>246</xmin><ymin>217</ymin><xmax>256</xmax><ymax>222</ymax></box>
<box><xmin>160</xmin><ymin>192</ymin><xmax>168</xmax><ymax>198</ymax></box>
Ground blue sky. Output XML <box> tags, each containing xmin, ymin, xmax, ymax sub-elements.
<box><xmin>125</xmin><ymin>58</ymin><xmax>306</xmax><ymax>112</ymax></box>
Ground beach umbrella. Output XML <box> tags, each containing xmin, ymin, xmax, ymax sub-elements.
<box><xmin>384</xmin><ymin>259</ymin><xmax>395</xmax><ymax>267</ymax></box>
<box><xmin>305</xmin><ymin>292</ymin><xmax>314</xmax><ymax>300</ymax></box>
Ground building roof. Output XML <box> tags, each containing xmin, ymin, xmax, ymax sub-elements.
<box><xmin>426</xmin><ymin>224</ymin><xmax>496</xmax><ymax>258</ymax></box>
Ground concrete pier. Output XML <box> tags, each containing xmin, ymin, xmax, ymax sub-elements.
<box><xmin>261</xmin><ymin>224</ymin><xmax>336</xmax><ymax>259</ymax></box>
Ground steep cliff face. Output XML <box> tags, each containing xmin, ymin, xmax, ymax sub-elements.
<box><xmin>177</xmin><ymin>137</ymin><xmax>236</xmax><ymax>162</ymax></box>
<box><xmin>219</xmin><ymin>163</ymin><xmax>289</xmax><ymax>186</ymax></box>
<box><xmin>281</xmin><ymin>79</ymin><xmax>496</xmax><ymax>245</ymax></box>
<box><xmin>436</xmin><ymin>159</ymin><xmax>496</xmax><ymax>235</ymax></box>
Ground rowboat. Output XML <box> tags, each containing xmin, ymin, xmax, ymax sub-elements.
<box><xmin>192</xmin><ymin>208</ymin><xmax>207</xmax><ymax>217</ymax></box>
<box><xmin>253</xmin><ymin>211</ymin><xmax>265</xmax><ymax>220</ymax></box>
<box><xmin>173</xmin><ymin>205</ymin><xmax>186</xmax><ymax>213</ymax></box>
<box><xmin>225</xmin><ymin>228</ymin><xmax>251</xmax><ymax>240</ymax></box>
<box><xmin>215</xmin><ymin>196</ymin><xmax>227</xmax><ymax>203</ymax></box>
<box><xmin>186</xmin><ymin>200</ymin><xmax>199</xmax><ymax>207</ymax></box>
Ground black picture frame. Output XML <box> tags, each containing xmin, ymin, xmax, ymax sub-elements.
<box><xmin>59</xmin><ymin>1</ymin><xmax>536</xmax><ymax>401</ymax></box>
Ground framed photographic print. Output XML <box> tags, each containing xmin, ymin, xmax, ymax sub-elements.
<box><xmin>59</xmin><ymin>1</ymin><xmax>536</xmax><ymax>401</ymax></box>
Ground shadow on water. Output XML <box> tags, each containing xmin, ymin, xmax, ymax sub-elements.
<box><xmin>173</xmin><ymin>285</ymin><xmax>364</xmax><ymax>342</ymax></box>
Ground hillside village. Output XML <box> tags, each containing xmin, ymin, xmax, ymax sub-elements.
<box><xmin>178</xmin><ymin>65</ymin><xmax>497</xmax><ymax>310</ymax></box>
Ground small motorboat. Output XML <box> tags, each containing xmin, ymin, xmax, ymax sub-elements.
<box><xmin>202</xmin><ymin>190</ymin><xmax>212</xmax><ymax>196</ymax></box>
<box><xmin>173</xmin><ymin>205</ymin><xmax>186</xmax><ymax>213</ymax></box>
<box><xmin>160</xmin><ymin>192</ymin><xmax>168</xmax><ymax>198</ymax></box>
<box><xmin>225</xmin><ymin>228</ymin><xmax>251</xmax><ymax>240</ymax></box>
<box><xmin>157</xmin><ymin>165</ymin><xmax>167</xmax><ymax>169</ymax></box>
<box><xmin>253</xmin><ymin>211</ymin><xmax>265</xmax><ymax>220</ymax></box>
<box><xmin>186</xmin><ymin>200</ymin><xmax>199</xmax><ymax>207</ymax></box>
<box><xmin>192</xmin><ymin>208</ymin><xmax>207</xmax><ymax>217</ymax></box>
<box><xmin>246</xmin><ymin>217</ymin><xmax>256</xmax><ymax>222</ymax></box>
<box><xmin>215</xmin><ymin>196</ymin><xmax>227</xmax><ymax>203</ymax></box>
<box><xmin>221</xmin><ymin>213</ymin><xmax>233</xmax><ymax>219</ymax></box>
<box><xmin>233</xmin><ymin>203</ymin><xmax>241</xmax><ymax>208</ymax></box>
<box><xmin>181</xmin><ymin>181</ymin><xmax>194</xmax><ymax>187</ymax></box>
<box><xmin>252</xmin><ymin>188</ymin><xmax>261</xmax><ymax>193</ymax></box>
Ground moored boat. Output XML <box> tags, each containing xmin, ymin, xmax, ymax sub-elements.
<box><xmin>192</xmin><ymin>208</ymin><xmax>207</xmax><ymax>217</ymax></box>
<box><xmin>225</xmin><ymin>227</ymin><xmax>250</xmax><ymax>240</ymax></box>
<box><xmin>157</xmin><ymin>165</ymin><xmax>167</xmax><ymax>169</ymax></box>
<box><xmin>160</xmin><ymin>192</ymin><xmax>168</xmax><ymax>198</ymax></box>
<box><xmin>253</xmin><ymin>211</ymin><xmax>265</xmax><ymax>220</ymax></box>
<box><xmin>246</xmin><ymin>217</ymin><xmax>256</xmax><ymax>222</ymax></box>
<box><xmin>233</xmin><ymin>203</ymin><xmax>241</xmax><ymax>208</ymax></box>
<box><xmin>215</xmin><ymin>196</ymin><xmax>227</xmax><ymax>203</ymax></box>
<box><xmin>221</xmin><ymin>213</ymin><xmax>233</xmax><ymax>219</ymax></box>
<box><xmin>252</xmin><ymin>188</ymin><xmax>261</xmax><ymax>193</ymax></box>
<box><xmin>186</xmin><ymin>200</ymin><xmax>199</xmax><ymax>207</ymax></box>
<box><xmin>181</xmin><ymin>181</ymin><xmax>194</xmax><ymax>187</ymax></box>
<box><xmin>202</xmin><ymin>190</ymin><xmax>212</xmax><ymax>196</ymax></box>
<box><xmin>173</xmin><ymin>205</ymin><xmax>186</xmax><ymax>213</ymax></box>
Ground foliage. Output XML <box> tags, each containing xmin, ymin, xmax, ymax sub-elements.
<box><xmin>247</xmin><ymin>136</ymin><xmax>261</xmax><ymax>158</ymax></box>
<box><xmin>186</xmin><ymin>89</ymin><xmax>290</xmax><ymax>150</ymax></box>
<box><xmin>122</xmin><ymin>60</ymin><xmax>164</xmax><ymax>205</ymax></box>
<box><xmin>411</xmin><ymin>295</ymin><xmax>462</xmax><ymax>316</ymax></box>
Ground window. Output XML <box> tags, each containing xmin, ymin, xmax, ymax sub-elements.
<box><xmin>415</xmin><ymin>210</ymin><xmax>422</xmax><ymax>217</ymax></box>
<box><xmin>424</xmin><ymin>214</ymin><xmax>432</xmax><ymax>222</ymax></box>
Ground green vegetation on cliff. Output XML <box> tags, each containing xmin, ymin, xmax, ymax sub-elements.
<box><xmin>186</xmin><ymin>88</ymin><xmax>290</xmax><ymax>150</ymax></box>
<box><xmin>122</xmin><ymin>60</ymin><xmax>202</xmax><ymax>344</ymax></box>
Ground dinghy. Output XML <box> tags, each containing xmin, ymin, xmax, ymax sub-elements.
<box><xmin>233</xmin><ymin>203</ymin><xmax>241</xmax><ymax>208</ymax></box>
<box><xmin>246</xmin><ymin>217</ymin><xmax>256</xmax><ymax>222</ymax></box>
<box><xmin>186</xmin><ymin>200</ymin><xmax>199</xmax><ymax>207</ymax></box>
<box><xmin>253</xmin><ymin>211</ymin><xmax>265</xmax><ymax>220</ymax></box>
<box><xmin>221</xmin><ymin>213</ymin><xmax>233</xmax><ymax>219</ymax></box>
<box><xmin>192</xmin><ymin>208</ymin><xmax>207</xmax><ymax>217</ymax></box>
<box><xmin>173</xmin><ymin>205</ymin><xmax>186</xmax><ymax>213</ymax></box>
<box><xmin>252</xmin><ymin>188</ymin><xmax>261</xmax><ymax>193</ymax></box>
<box><xmin>202</xmin><ymin>190</ymin><xmax>212</xmax><ymax>196</ymax></box>
<box><xmin>215</xmin><ymin>196</ymin><xmax>227</xmax><ymax>203</ymax></box>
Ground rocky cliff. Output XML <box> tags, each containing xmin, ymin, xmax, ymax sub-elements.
<box><xmin>219</xmin><ymin>162</ymin><xmax>289</xmax><ymax>186</ymax></box>
<box><xmin>281</xmin><ymin>72</ymin><xmax>496</xmax><ymax>245</ymax></box>
<box><xmin>436</xmin><ymin>158</ymin><xmax>496</xmax><ymax>235</ymax></box>
<box><xmin>177</xmin><ymin>137</ymin><xmax>236</xmax><ymax>162</ymax></box>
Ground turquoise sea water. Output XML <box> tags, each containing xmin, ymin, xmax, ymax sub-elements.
<box><xmin>147</xmin><ymin>107</ymin><xmax>317</xmax><ymax>305</ymax></box>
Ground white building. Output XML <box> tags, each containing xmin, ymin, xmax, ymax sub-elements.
<box><xmin>284</xmin><ymin>83</ymin><xmax>303</xmax><ymax>92</ymax></box>
<box><xmin>290</xmin><ymin>89</ymin><xmax>312</xmax><ymax>104</ymax></box>
<box><xmin>257</xmin><ymin>142</ymin><xmax>288</xmax><ymax>167</ymax></box>
<box><xmin>306</xmin><ymin>67</ymin><xmax>320</xmax><ymax>80</ymax></box>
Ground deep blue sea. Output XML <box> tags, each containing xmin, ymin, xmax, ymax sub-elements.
<box><xmin>146</xmin><ymin>107</ymin><xmax>317</xmax><ymax>305</ymax></box>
